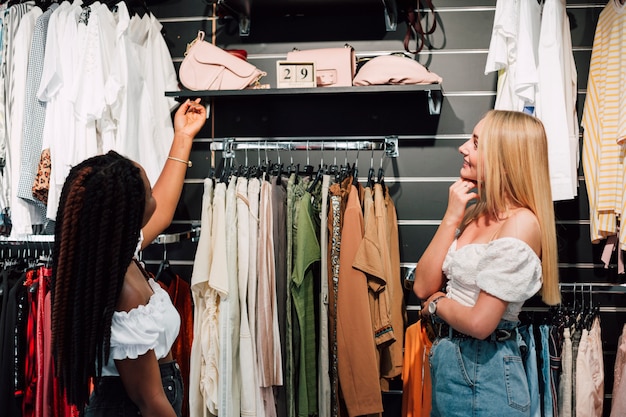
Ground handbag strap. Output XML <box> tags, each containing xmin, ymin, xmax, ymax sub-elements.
<box><xmin>185</xmin><ymin>30</ymin><xmax>206</xmax><ymax>56</ymax></box>
<box><xmin>403</xmin><ymin>0</ymin><xmax>437</xmax><ymax>54</ymax></box>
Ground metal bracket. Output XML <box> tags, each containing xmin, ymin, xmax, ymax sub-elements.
<box><xmin>428</xmin><ymin>89</ymin><xmax>443</xmax><ymax>116</ymax></box>
<box><xmin>223</xmin><ymin>137</ymin><xmax>236</xmax><ymax>159</ymax></box>
<box><xmin>153</xmin><ymin>225</ymin><xmax>202</xmax><ymax>245</ymax></box>
<box><xmin>239</xmin><ymin>15</ymin><xmax>251</xmax><ymax>37</ymax></box>
<box><xmin>384</xmin><ymin>136</ymin><xmax>399</xmax><ymax>158</ymax></box>
<box><xmin>382</xmin><ymin>0</ymin><xmax>397</xmax><ymax>31</ymax></box>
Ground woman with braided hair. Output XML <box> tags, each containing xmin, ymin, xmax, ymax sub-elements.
<box><xmin>51</xmin><ymin>98</ymin><xmax>206</xmax><ymax>417</ymax></box>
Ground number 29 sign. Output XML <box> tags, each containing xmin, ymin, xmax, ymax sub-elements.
<box><xmin>276</xmin><ymin>61</ymin><xmax>316</xmax><ymax>88</ymax></box>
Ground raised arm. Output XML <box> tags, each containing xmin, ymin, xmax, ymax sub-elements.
<box><xmin>141</xmin><ymin>98</ymin><xmax>206</xmax><ymax>247</ymax></box>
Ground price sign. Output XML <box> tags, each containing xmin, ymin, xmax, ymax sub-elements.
<box><xmin>276</xmin><ymin>61</ymin><xmax>316</xmax><ymax>88</ymax></box>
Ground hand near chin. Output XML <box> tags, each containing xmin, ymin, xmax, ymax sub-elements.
<box><xmin>443</xmin><ymin>178</ymin><xmax>478</xmax><ymax>226</ymax></box>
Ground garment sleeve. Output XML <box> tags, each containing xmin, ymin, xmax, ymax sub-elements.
<box><xmin>476</xmin><ymin>237</ymin><xmax>542</xmax><ymax>303</ymax></box>
<box><xmin>108</xmin><ymin>289</ymin><xmax>169</xmax><ymax>360</ymax></box>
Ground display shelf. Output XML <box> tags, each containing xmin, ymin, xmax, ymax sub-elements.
<box><xmin>166</xmin><ymin>84</ymin><xmax>443</xmax><ymax>137</ymax></box>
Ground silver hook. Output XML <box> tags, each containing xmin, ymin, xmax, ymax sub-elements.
<box><xmin>245</xmin><ymin>146</ymin><xmax>248</xmax><ymax>166</ymax></box>
<box><xmin>344</xmin><ymin>140</ymin><xmax>349</xmax><ymax>166</ymax></box>
<box><xmin>257</xmin><ymin>141</ymin><xmax>261</xmax><ymax>166</ymax></box>
<box><xmin>355</xmin><ymin>141</ymin><xmax>359</xmax><ymax>169</ymax></box>
<box><xmin>333</xmin><ymin>140</ymin><xmax>337</xmax><ymax>166</ymax></box>
<box><xmin>306</xmin><ymin>139</ymin><xmax>310</xmax><ymax>165</ymax></box>
<box><xmin>264</xmin><ymin>140</ymin><xmax>269</xmax><ymax>165</ymax></box>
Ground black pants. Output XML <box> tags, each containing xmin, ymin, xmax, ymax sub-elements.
<box><xmin>84</xmin><ymin>361</ymin><xmax>183</xmax><ymax>417</ymax></box>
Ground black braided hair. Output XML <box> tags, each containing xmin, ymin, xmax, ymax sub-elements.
<box><xmin>51</xmin><ymin>151</ymin><xmax>146</xmax><ymax>409</ymax></box>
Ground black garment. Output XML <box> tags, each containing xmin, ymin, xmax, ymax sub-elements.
<box><xmin>0</xmin><ymin>270</ymin><xmax>28</xmax><ymax>417</ymax></box>
<box><xmin>84</xmin><ymin>361</ymin><xmax>184</xmax><ymax>417</ymax></box>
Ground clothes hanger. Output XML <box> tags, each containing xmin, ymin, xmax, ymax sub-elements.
<box><xmin>377</xmin><ymin>147</ymin><xmax>386</xmax><ymax>197</ymax></box>
<box><xmin>155</xmin><ymin>243</ymin><xmax>175</xmax><ymax>286</ymax></box>
<box><xmin>306</xmin><ymin>141</ymin><xmax>326</xmax><ymax>193</ymax></box>
<box><xmin>301</xmin><ymin>140</ymin><xmax>315</xmax><ymax>179</ymax></box>
<box><xmin>351</xmin><ymin>142</ymin><xmax>360</xmax><ymax>187</ymax></box>
<box><xmin>366</xmin><ymin>145</ymin><xmax>376</xmax><ymax>189</ymax></box>
<box><xmin>328</xmin><ymin>140</ymin><xmax>340</xmax><ymax>179</ymax></box>
<box><xmin>272</xmin><ymin>145</ymin><xmax>283</xmax><ymax>185</ymax></box>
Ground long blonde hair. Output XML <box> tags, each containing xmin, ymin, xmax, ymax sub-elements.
<box><xmin>462</xmin><ymin>110</ymin><xmax>560</xmax><ymax>305</ymax></box>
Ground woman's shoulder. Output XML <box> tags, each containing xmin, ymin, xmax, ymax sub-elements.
<box><xmin>116</xmin><ymin>262</ymin><xmax>156</xmax><ymax>313</ymax></box>
<box><xmin>497</xmin><ymin>208</ymin><xmax>541</xmax><ymax>256</ymax></box>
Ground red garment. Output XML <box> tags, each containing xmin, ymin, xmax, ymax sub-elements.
<box><xmin>158</xmin><ymin>274</ymin><xmax>194</xmax><ymax>417</ymax></box>
<box><xmin>22</xmin><ymin>270</ymin><xmax>37</xmax><ymax>417</ymax></box>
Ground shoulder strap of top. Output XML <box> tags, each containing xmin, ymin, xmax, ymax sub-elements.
<box><xmin>132</xmin><ymin>258</ymin><xmax>152</xmax><ymax>281</ymax></box>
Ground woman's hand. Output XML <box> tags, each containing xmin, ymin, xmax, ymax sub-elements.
<box><xmin>442</xmin><ymin>178</ymin><xmax>477</xmax><ymax>228</ymax></box>
<box><xmin>173</xmin><ymin>98</ymin><xmax>206</xmax><ymax>139</ymax></box>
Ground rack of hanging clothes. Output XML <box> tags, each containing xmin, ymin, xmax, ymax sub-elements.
<box><xmin>519</xmin><ymin>282</ymin><xmax>626</xmax><ymax>417</ymax></box>
<box><xmin>0</xmin><ymin>0</ymin><xmax>179</xmax><ymax>241</ymax></box>
<box><xmin>401</xmin><ymin>282</ymin><xmax>626</xmax><ymax>417</ymax></box>
<box><xmin>190</xmin><ymin>136</ymin><xmax>405</xmax><ymax>417</ymax></box>
<box><xmin>0</xmin><ymin>238</ymin><xmax>76</xmax><ymax>417</ymax></box>
<box><xmin>208</xmin><ymin>136</ymin><xmax>399</xmax><ymax>189</ymax></box>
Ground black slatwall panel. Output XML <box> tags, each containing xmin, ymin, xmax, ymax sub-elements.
<box><xmin>141</xmin><ymin>1</ymin><xmax>625</xmax><ymax>415</ymax></box>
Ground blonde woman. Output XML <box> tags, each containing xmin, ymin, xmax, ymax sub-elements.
<box><xmin>413</xmin><ymin>110</ymin><xmax>560</xmax><ymax>416</ymax></box>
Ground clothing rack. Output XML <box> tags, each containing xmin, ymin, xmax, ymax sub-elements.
<box><xmin>0</xmin><ymin>235</ymin><xmax>54</xmax><ymax>243</ymax></box>
<box><xmin>0</xmin><ymin>228</ymin><xmax>203</xmax><ymax>246</ymax></box>
<box><xmin>559</xmin><ymin>282</ymin><xmax>626</xmax><ymax>294</ymax></box>
<box><xmin>210</xmin><ymin>136</ymin><xmax>400</xmax><ymax>159</ymax></box>
<box><xmin>153</xmin><ymin>226</ymin><xmax>201</xmax><ymax>244</ymax></box>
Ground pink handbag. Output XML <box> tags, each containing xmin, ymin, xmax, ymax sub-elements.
<box><xmin>353</xmin><ymin>55</ymin><xmax>442</xmax><ymax>86</ymax></box>
<box><xmin>286</xmin><ymin>45</ymin><xmax>356</xmax><ymax>87</ymax></box>
<box><xmin>179</xmin><ymin>31</ymin><xmax>266</xmax><ymax>91</ymax></box>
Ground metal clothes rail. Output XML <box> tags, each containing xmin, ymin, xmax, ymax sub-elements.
<box><xmin>210</xmin><ymin>136</ymin><xmax>400</xmax><ymax>159</ymax></box>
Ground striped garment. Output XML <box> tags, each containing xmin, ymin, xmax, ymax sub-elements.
<box><xmin>582</xmin><ymin>0</ymin><xmax>626</xmax><ymax>249</ymax></box>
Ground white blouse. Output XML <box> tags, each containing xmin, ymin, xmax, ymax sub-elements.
<box><xmin>101</xmin><ymin>278</ymin><xmax>180</xmax><ymax>376</ymax></box>
<box><xmin>442</xmin><ymin>237</ymin><xmax>542</xmax><ymax>322</ymax></box>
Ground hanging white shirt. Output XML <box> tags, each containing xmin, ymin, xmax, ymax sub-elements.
<box><xmin>145</xmin><ymin>13</ymin><xmax>179</xmax><ymax>168</ymax></box>
<box><xmin>485</xmin><ymin>0</ymin><xmax>541</xmax><ymax>112</ymax></box>
<box><xmin>536</xmin><ymin>0</ymin><xmax>579</xmax><ymax>201</ymax></box>
<box><xmin>7</xmin><ymin>6</ymin><xmax>42</xmax><ymax>237</ymax></box>
<box><xmin>38</xmin><ymin>1</ymin><xmax>75</xmax><ymax>220</ymax></box>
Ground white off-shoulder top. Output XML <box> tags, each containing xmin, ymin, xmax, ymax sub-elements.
<box><xmin>442</xmin><ymin>237</ymin><xmax>542</xmax><ymax>322</ymax></box>
<box><xmin>101</xmin><ymin>278</ymin><xmax>181</xmax><ymax>376</ymax></box>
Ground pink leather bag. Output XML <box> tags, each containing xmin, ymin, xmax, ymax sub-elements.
<box><xmin>353</xmin><ymin>55</ymin><xmax>442</xmax><ymax>86</ymax></box>
<box><xmin>286</xmin><ymin>45</ymin><xmax>356</xmax><ymax>87</ymax></box>
<box><xmin>179</xmin><ymin>31</ymin><xmax>266</xmax><ymax>91</ymax></box>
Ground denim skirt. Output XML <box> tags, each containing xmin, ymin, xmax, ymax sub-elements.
<box><xmin>83</xmin><ymin>361</ymin><xmax>183</xmax><ymax>417</ymax></box>
<box><xmin>428</xmin><ymin>321</ymin><xmax>530</xmax><ymax>417</ymax></box>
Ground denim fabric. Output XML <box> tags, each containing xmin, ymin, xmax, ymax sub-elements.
<box><xmin>84</xmin><ymin>361</ymin><xmax>183</xmax><ymax>417</ymax></box>
<box><xmin>429</xmin><ymin>320</ymin><xmax>530</xmax><ymax>417</ymax></box>
<box><xmin>539</xmin><ymin>324</ymin><xmax>555</xmax><ymax>417</ymax></box>
<box><xmin>519</xmin><ymin>324</ymin><xmax>540</xmax><ymax>417</ymax></box>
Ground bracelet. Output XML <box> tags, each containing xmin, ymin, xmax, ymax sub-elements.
<box><xmin>168</xmin><ymin>156</ymin><xmax>192</xmax><ymax>168</ymax></box>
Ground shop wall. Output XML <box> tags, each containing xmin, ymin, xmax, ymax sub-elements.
<box><xmin>140</xmin><ymin>1</ymin><xmax>624</xmax><ymax>415</ymax></box>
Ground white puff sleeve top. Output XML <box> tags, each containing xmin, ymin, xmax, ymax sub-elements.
<box><xmin>101</xmin><ymin>278</ymin><xmax>181</xmax><ymax>376</ymax></box>
<box><xmin>442</xmin><ymin>237</ymin><xmax>542</xmax><ymax>322</ymax></box>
